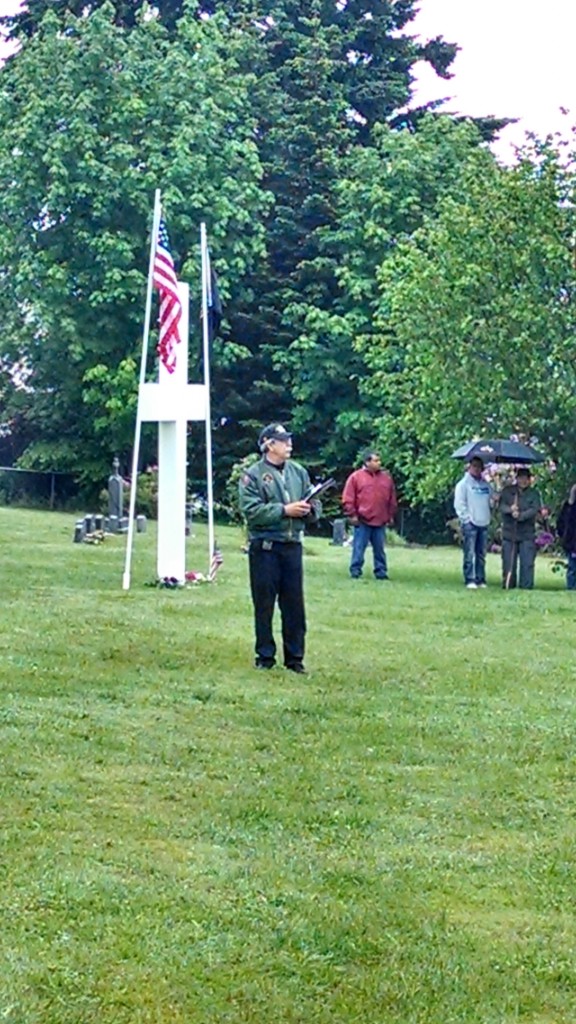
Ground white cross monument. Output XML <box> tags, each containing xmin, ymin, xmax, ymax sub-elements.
<box><xmin>122</xmin><ymin>196</ymin><xmax>214</xmax><ymax>590</ymax></box>
<box><xmin>138</xmin><ymin>283</ymin><xmax>207</xmax><ymax>581</ymax></box>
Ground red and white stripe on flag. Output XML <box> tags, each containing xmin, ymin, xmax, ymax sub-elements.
<box><xmin>208</xmin><ymin>547</ymin><xmax>223</xmax><ymax>582</ymax></box>
<box><xmin>153</xmin><ymin>218</ymin><xmax>182</xmax><ymax>373</ymax></box>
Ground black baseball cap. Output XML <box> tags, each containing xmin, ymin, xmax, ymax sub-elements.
<box><xmin>258</xmin><ymin>423</ymin><xmax>293</xmax><ymax>447</ymax></box>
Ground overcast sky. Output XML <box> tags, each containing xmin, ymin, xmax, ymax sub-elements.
<box><xmin>0</xmin><ymin>0</ymin><xmax>19</xmax><ymax>25</ymax></box>
<box><xmin>410</xmin><ymin>0</ymin><xmax>576</xmax><ymax>160</ymax></box>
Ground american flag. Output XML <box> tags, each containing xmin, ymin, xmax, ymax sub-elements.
<box><xmin>208</xmin><ymin>546</ymin><xmax>223</xmax><ymax>582</ymax></box>
<box><xmin>153</xmin><ymin>218</ymin><xmax>182</xmax><ymax>374</ymax></box>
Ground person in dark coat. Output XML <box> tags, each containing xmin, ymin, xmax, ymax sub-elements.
<box><xmin>499</xmin><ymin>468</ymin><xmax>542</xmax><ymax>589</ymax></box>
<box><xmin>556</xmin><ymin>483</ymin><xmax>576</xmax><ymax>590</ymax></box>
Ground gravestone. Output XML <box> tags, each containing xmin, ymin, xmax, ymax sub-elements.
<box><xmin>108</xmin><ymin>456</ymin><xmax>124</xmax><ymax>520</ymax></box>
<box><xmin>330</xmin><ymin>518</ymin><xmax>347</xmax><ymax>546</ymax></box>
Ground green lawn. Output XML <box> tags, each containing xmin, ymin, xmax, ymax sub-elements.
<box><xmin>1</xmin><ymin>507</ymin><xmax>575</xmax><ymax>1023</ymax></box>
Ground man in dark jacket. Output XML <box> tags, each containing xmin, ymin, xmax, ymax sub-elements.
<box><xmin>342</xmin><ymin>450</ymin><xmax>397</xmax><ymax>580</ymax></box>
<box><xmin>500</xmin><ymin>468</ymin><xmax>542</xmax><ymax>589</ymax></box>
<box><xmin>239</xmin><ymin>423</ymin><xmax>320</xmax><ymax>673</ymax></box>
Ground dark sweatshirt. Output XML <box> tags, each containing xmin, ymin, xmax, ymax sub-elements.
<box><xmin>499</xmin><ymin>484</ymin><xmax>541</xmax><ymax>542</ymax></box>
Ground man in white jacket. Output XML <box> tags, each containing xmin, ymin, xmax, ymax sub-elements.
<box><xmin>454</xmin><ymin>457</ymin><xmax>492</xmax><ymax>589</ymax></box>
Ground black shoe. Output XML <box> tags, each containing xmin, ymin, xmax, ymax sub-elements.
<box><xmin>286</xmin><ymin>663</ymin><xmax>306</xmax><ymax>674</ymax></box>
<box><xmin>255</xmin><ymin>660</ymin><xmax>275</xmax><ymax>670</ymax></box>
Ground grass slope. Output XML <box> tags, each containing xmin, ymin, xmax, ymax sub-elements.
<box><xmin>0</xmin><ymin>507</ymin><xmax>575</xmax><ymax>1023</ymax></box>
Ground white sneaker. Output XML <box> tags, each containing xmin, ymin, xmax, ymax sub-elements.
<box><xmin>466</xmin><ymin>582</ymin><xmax>478</xmax><ymax>589</ymax></box>
<box><xmin>478</xmin><ymin>583</ymin><xmax>487</xmax><ymax>588</ymax></box>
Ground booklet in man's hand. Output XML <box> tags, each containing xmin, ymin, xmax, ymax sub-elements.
<box><xmin>305</xmin><ymin>477</ymin><xmax>336</xmax><ymax>501</ymax></box>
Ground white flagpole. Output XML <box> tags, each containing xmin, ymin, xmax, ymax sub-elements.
<box><xmin>200</xmin><ymin>222</ymin><xmax>215</xmax><ymax>571</ymax></box>
<box><xmin>122</xmin><ymin>189</ymin><xmax>162</xmax><ymax>591</ymax></box>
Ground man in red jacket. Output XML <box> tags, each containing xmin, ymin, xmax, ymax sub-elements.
<box><xmin>342</xmin><ymin>450</ymin><xmax>398</xmax><ymax>580</ymax></box>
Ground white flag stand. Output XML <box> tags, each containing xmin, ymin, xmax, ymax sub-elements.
<box><xmin>122</xmin><ymin>201</ymin><xmax>214</xmax><ymax>590</ymax></box>
<box><xmin>123</xmin><ymin>282</ymin><xmax>207</xmax><ymax>589</ymax></box>
<box><xmin>139</xmin><ymin>282</ymin><xmax>207</xmax><ymax>580</ymax></box>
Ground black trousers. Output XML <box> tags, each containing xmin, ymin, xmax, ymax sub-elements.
<box><xmin>248</xmin><ymin>540</ymin><xmax>306</xmax><ymax>668</ymax></box>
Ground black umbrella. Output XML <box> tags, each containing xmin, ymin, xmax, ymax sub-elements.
<box><xmin>451</xmin><ymin>439</ymin><xmax>546</xmax><ymax>464</ymax></box>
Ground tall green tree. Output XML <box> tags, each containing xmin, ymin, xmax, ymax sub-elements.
<box><xmin>201</xmin><ymin>0</ymin><xmax>457</xmax><ymax>136</ymax></box>
<box><xmin>0</xmin><ymin>0</ymin><xmax>184</xmax><ymax>37</ymax></box>
<box><xmin>207</xmin><ymin>0</ymin><xmax>459</xmax><ymax>469</ymax></box>
<box><xmin>360</xmin><ymin>139</ymin><xmax>576</xmax><ymax>504</ymax></box>
<box><xmin>277</xmin><ymin>116</ymin><xmax>497</xmax><ymax>468</ymax></box>
<box><xmin>0</xmin><ymin>3</ymin><xmax>269</xmax><ymax>484</ymax></box>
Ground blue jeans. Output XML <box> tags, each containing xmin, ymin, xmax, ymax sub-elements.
<box><xmin>350</xmin><ymin>524</ymin><xmax>388</xmax><ymax>579</ymax></box>
<box><xmin>567</xmin><ymin>553</ymin><xmax>576</xmax><ymax>590</ymax></box>
<box><xmin>462</xmin><ymin>523</ymin><xmax>487</xmax><ymax>585</ymax></box>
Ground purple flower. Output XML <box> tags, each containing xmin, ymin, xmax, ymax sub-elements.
<box><xmin>535</xmin><ymin>532</ymin><xmax>555</xmax><ymax>548</ymax></box>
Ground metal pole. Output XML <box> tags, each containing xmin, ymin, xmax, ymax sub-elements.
<box><xmin>122</xmin><ymin>189</ymin><xmax>162</xmax><ymax>591</ymax></box>
<box><xmin>200</xmin><ymin>222</ymin><xmax>215</xmax><ymax>573</ymax></box>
